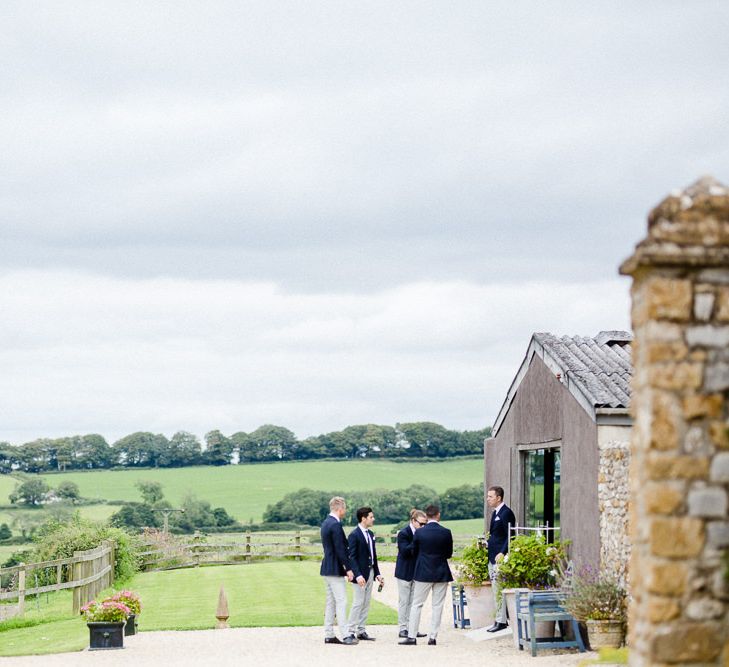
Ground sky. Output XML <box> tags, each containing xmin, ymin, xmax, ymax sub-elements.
<box><xmin>1</xmin><ymin>2</ymin><xmax>728</xmax><ymax>445</ymax></box>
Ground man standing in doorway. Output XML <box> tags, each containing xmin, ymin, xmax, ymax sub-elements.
<box><xmin>486</xmin><ymin>485</ymin><xmax>516</xmax><ymax>632</ymax></box>
<box><xmin>399</xmin><ymin>504</ymin><xmax>453</xmax><ymax>646</ymax></box>
<box><xmin>320</xmin><ymin>496</ymin><xmax>357</xmax><ymax>645</ymax></box>
<box><xmin>346</xmin><ymin>506</ymin><xmax>383</xmax><ymax>642</ymax></box>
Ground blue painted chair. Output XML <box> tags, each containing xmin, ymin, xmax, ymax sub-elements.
<box><xmin>451</xmin><ymin>584</ymin><xmax>470</xmax><ymax>629</ymax></box>
<box><xmin>515</xmin><ymin>590</ymin><xmax>586</xmax><ymax>656</ymax></box>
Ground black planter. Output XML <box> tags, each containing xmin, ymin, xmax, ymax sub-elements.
<box><xmin>87</xmin><ymin>622</ymin><xmax>125</xmax><ymax>650</ymax></box>
<box><xmin>125</xmin><ymin>613</ymin><xmax>137</xmax><ymax>636</ymax></box>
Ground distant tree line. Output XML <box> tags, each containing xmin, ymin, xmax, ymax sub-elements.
<box><xmin>0</xmin><ymin>422</ymin><xmax>490</xmax><ymax>473</ymax></box>
<box><xmin>263</xmin><ymin>483</ymin><xmax>484</xmax><ymax>526</ymax></box>
<box><xmin>109</xmin><ymin>481</ymin><xmax>238</xmax><ymax>534</ymax></box>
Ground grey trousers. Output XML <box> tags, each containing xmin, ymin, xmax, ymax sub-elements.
<box><xmin>396</xmin><ymin>577</ymin><xmax>415</xmax><ymax>633</ymax></box>
<box><xmin>407</xmin><ymin>580</ymin><xmax>449</xmax><ymax>640</ymax></box>
<box><xmin>347</xmin><ymin>570</ymin><xmax>374</xmax><ymax>636</ymax></box>
<box><xmin>323</xmin><ymin>576</ymin><xmax>348</xmax><ymax>639</ymax></box>
<box><xmin>489</xmin><ymin>562</ymin><xmax>507</xmax><ymax>623</ymax></box>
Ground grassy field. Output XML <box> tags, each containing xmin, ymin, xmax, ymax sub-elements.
<box><xmin>0</xmin><ymin>561</ymin><xmax>397</xmax><ymax>656</ymax></box>
<box><xmin>0</xmin><ymin>458</ymin><xmax>483</xmax><ymax>524</ymax></box>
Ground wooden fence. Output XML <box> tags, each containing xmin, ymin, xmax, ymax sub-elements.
<box><xmin>0</xmin><ymin>540</ymin><xmax>115</xmax><ymax>620</ymax></box>
<box><xmin>140</xmin><ymin>531</ymin><xmax>478</xmax><ymax>571</ymax></box>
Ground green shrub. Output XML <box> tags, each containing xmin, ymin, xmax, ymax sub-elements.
<box><xmin>496</xmin><ymin>533</ymin><xmax>568</xmax><ymax>591</ymax></box>
<box><xmin>457</xmin><ymin>539</ymin><xmax>490</xmax><ymax>585</ymax></box>
<box><xmin>32</xmin><ymin>515</ymin><xmax>142</xmax><ymax>583</ymax></box>
<box><xmin>563</xmin><ymin>570</ymin><xmax>626</xmax><ymax>622</ymax></box>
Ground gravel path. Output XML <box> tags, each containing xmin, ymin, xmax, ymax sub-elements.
<box><xmin>3</xmin><ymin>563</ymin><xmax>596</xmax><ymax>666</ymax></box>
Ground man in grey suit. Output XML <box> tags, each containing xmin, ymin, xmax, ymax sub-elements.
<box><xmin>399</xmin><ymin>504</ymin><xmax>453</xmax><ymax>646</ymax></box>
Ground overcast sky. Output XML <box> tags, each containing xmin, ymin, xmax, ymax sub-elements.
<box><xmin>1</xmin><ymin>2</ymin><xmax>728</xmax><ymax>445</ymax></box>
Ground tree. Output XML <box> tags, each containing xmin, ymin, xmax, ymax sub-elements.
<box><xmin>161</xmin><ymin>431</ymin><xmax>201</xmax><ymax>467</ymax></box>
<box><xmin>109</xmin><ymin>503</ymin><xmax>159</xmax><ymax>530</ymax></box>
<box><xmin>202</xmin><ymin>430</ymin><xmax>234</xmax><ymax>466</ymax></box>
<box><xmin>440</xmin><ymin>483</ymin><xmax>484</xmax><ymax>520</ymax></box>
<box><xmin>135</xmin><ymin>480</ymin><xmax>164</xmax><ymax>505</ymax></box>
<box><xmin>55</xmin><ymin>480</ymin><xmax>81</xmax><ymax>503</ymax></box>
<box><xmin>113</xmin><ymin>432</ymin><xmax>168</xmax><ymax>467</ymax></box>
<box><xmin>74</xmin><ymin>434</ymin><xmax>114</xmax><ymax>469</ymax></box>
<box><xmin>0</xmin><ymin>523</ymin><xmax>11</xmax><ymax>540</ymax></box>
<box><xmin>242</xmin><ymin>425</ymin><xmax>298</xmax><ymax>462</ymax></box>
<box><xmin>0</xmin><ymin>443</ymin><xmax>17</xmax><ymax>474</ymax></box>
<box><xmin>10</xmin><ymin>478</ymin><xmax>50</xmax><ymax>505</ymax></box>
<box><xmin>397</xmin><ymin>422</ymin><xmax>460</xmax><ymax>458</ymax></box>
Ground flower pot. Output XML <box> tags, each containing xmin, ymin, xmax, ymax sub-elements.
<box><xmin>502</xmin><ymin>588</ymin><xmax>528</xmax><ymax>648</ymax></box>
<box><xmin>87</xmin><ymin>622</ymin><xmax>125</xmax><ymax>650</ymax></box>
<box><xmin>463</xmin><ymin>583</ymin><xmax>495</xmax><ymax>629</ymax></box>
<box><xmin>586</xmin><ymin>619</ymin><xmax>624</xmax><ymax>649</ymax></box>
<box><xmin>125</xmin><ymin>613</ymin><xmax>137</xmax><ymax>636</ymax></box>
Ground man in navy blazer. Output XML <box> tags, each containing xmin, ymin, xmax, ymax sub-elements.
<box><xmin>394</xmin><ymin>508</ymin><xmax>427</xmax><ymax>638</ymax></box>
<box><xmin>320</xmin><ymin>496</ymin><xmax>356</xmax><ymax>644</ymax></box>
<box><xmin>486</xmin><ymin>485</ymin><xmax>516</xmax><ymax>632</ymax></box>
<box><xmin>345</xmin><ymin>507</ymin><xmax>383</xmax><ymax>641</ymax></box>
<box><xmin>399</xmin><ymin>504</ymin><xmax>453</xmax><ymax>646</ymax></box>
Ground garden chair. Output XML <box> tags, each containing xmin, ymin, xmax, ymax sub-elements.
<box><xmin>515</xmin><ymin>590</ymin><xmax>585</xmax><ymax>656</ymax></box>
<box><xmin>451</xmin><ymin>583</ymin><xmax>470</xmax><ymax>629</ymax></box>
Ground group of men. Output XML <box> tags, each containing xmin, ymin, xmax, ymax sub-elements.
<box><xmin>319</xmin><ymin>485</ymin><xmax>516</xmax><ymax>645</ymax></box>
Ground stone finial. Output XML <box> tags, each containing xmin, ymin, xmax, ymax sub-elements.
<box><xmin>620</xmin><ymin>175</ymin><xmax>729</xmax><ymax>275</ymax></box>
<box><xmin>215</xmin><ymin>585</ymin><xmax>230</xmax><ymax>629</ymax></box>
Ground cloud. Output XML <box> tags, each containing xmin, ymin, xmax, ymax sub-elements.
<box><xmin>0</xmin><ymin>270</ymin><xmax>630</xmax><ymax>444</ymax></box>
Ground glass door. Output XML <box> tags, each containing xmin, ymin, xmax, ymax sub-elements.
<box><xmin>524</xmin><ymin>448</ymin><xmax>560</xmax><ymax>530</ymax></box>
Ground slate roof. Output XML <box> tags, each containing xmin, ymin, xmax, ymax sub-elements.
<box><xmin>492</xmin><ymin>330</ymin><xmax>633</xmax><ymax>435</ymax></box>
<box><xmin>532</xmin><ymin>331</ymin><xmax>632</xmax><ymax>408</ymax></box>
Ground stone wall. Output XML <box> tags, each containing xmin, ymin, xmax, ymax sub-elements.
<box><xmin>620</xmin><ymin>176</ymin><xmax>729</xmax><ymax>666</ymax></box>
<box><xmin>597</xmin><ymin>426</ymin><xmax>631</xmax><ymax>589</ymax></box>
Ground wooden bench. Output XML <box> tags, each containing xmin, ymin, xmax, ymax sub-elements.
<box><xmin>515</xmin><ymin>590</ymin><xmax>586</xmax><ymax>656</ymax></box>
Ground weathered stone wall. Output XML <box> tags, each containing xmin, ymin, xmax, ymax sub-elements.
<box><xmin>597</xmin><ymin>425</ymin><xmax>631</xmax><ymax>589</ymax></box>
<box><xmin>620</xmin><ymin>176</ymin><xmax>729</xmax><ymax>666</ymax></box>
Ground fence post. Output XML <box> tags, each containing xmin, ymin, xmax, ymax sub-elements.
<box><xmin>72</xmin><ymin>550</ymin><xmax>82</xmax><ymax>614</ymax></box>
<box><xmin>295</xmin><ymin>531</ymin><xmax>301</xmax><ymax>561</ymax></box>
<box><xmin>17</xmin><ymin>564</ymin><xmax>26</xmax><ymax>617</ymax></box>
<box><xmin>56</xmin><ymin>563</ymin><xmax>63</xmax><ymax>591</ymax></box>
<box><xmin>245</xmin><ymin>531</ymin><xmax>251</xmax><ymax>563</ymax></box>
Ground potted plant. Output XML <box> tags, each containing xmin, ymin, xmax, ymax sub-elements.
<box><xmin>81</xmin><ymin>599</ymin><xmax>131</xmax><ymax>650</ymax></box>
<box><xmin>456</xmin><ymin>539</ymin><xmax>494</xmax><ymax>629</ymax></box>
<box><xmin>109</xmin><ymin>590</ymin><xmax>142</xmax><ymax>636</ymax></box>
<box><xmin>496</xmin><ymin>533</ymin><xmax>568</xmax><ymax>647</ymax></box>
<box><xmin>563</xmin><ymin>570</ymin><xmax>626</xmax><ymax>649</ymax></box>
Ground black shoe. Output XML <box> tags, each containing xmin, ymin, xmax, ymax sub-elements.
<box><xmin>342</xmin><ymin>636</ymin><xmax>359</xmax><ymax>645</ymax></box>
<box><xmin>324</xmin><ymin>637</ymin><xmax>343</xmax><ymax>644</ymax></box>
<box><xmin>486</xmin><ymin>622</ymin><xmax>508</xmax><ymax>633</ymax></box>
<box><xmin>398</xmin><ymin>630</ymin><xmax>408</xmax><ymax>638</ymax></box>
<box><xmin>417</xmin><ymin>633</ymin><xmax>427</xmax><ymax>638</ymax></box>
<box><xmin>399</xmin><ymin>638</ymin><xmax>417</xmax><ymax>645</ymax></box>
<box><xmin>428</xmin><ymin>638</ymin><xmax>436</xmax><ymax>645</ymax></box>
<box><xmin>357</xmin><ymin>632</ymin><xmax>375</xmax><ymax>641</ymax></box>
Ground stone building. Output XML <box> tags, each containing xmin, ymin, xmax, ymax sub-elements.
<box><xmin>620</xmin><ymin>176</ymin><xmax>729</xmax><ymax>666</ymax></box>
<box><xmin>484</xmin><ymin>330</ymin><xmax>632</xmax><ymax>585</ymax></box>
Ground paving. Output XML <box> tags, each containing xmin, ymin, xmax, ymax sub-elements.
<box><xmin>3</xmin><ymin>562</ymin><xmax>595</xmax><ymax>666</ymax></box>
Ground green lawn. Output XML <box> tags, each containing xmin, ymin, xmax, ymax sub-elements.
<box><xmin>1</xmin><ymin>458</ymin><xmax>483</xmax><ymax>523</ymax></box>
<box><xmin>0</xmin><ymin>561</ymin><xmax>397</xmax><ymax>656</ymax></box>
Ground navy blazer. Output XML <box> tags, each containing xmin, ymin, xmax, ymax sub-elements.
<box><xmin>412</xmin><ymin>521</ymin><xmax>453</xmax><ymax>583</ymax></box>
<box><xmin>487</xmin><ymin>504</ymin><xmax>516</xmax><ymax>564</ymax></box>
<box><xmin>347</xmin><ymin>526</ymin><xmax>380</xmax><ymax>582</ymax></box>
<box><xmin>394</xmin><ymin>525</ymin><xmax>416</xmax><ymax>581</ymax></box>
<box><xmin>320</xmin><ymin>515</ymin><xmax>351</xmax><ymax>576</ymax></box>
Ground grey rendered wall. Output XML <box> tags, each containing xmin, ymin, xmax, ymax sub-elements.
<box><xmin>560</xmin><ymin>391</ymin><xmax>600</xmax><ymax>570</ymax></box>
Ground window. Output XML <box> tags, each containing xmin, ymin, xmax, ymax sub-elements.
<box><xmin>524</xmin><ymin>448</ymin><xmax>560</xmax><ymax>531</ymax></box>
